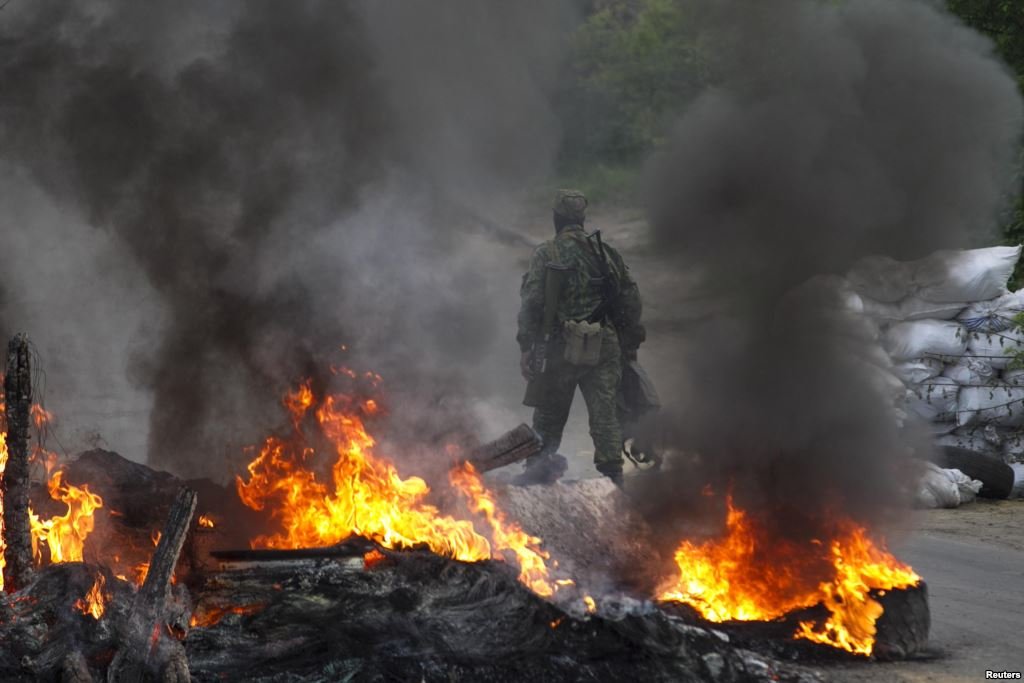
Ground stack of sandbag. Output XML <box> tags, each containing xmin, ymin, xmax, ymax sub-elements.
<box><xmin>847</xmin><ymin>245</ymin><xmax>1024</xmax><ymax>463</ymax></box>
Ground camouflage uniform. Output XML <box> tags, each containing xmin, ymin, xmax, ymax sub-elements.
<box><xmin>517</xmin><ymin>190</ymin><xmax>644</xmax><ymax>478</ymax></box>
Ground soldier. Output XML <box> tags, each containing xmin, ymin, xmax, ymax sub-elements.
<box><xmin>516</xmin><ymin>189</ymin><xmax>645</xmax><ymax>486</ymax></box>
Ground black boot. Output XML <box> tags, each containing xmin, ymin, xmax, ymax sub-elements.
<box><xmin>511</xmin><ymin>453</ymin><xmax>567</xmax><ymax>486</ymax></box>
<box><xmin>596</xmin><ymin>464</ymin><xmax>625</xmax><ymax>489</ymax></box>
<box><xmin>604</xmin><ymin>471</ymin><xmax>624</xmax><ymax>489</ymax></box>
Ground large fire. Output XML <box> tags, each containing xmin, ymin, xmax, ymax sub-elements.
<box><xmin>235</xmin><ymin>377</ymin><xmax>559</xmax><ymax>593</ymax></box>
<box><xmin>30</xmin><ymin>471</ymin><xmax>104</xmax><ymax>564</ymax></box>
<box><xmin>1</xmin><ymin>367</ymin><xmax>924</xmax><ymax>659</ymax></box>
<box><xmin>1</xmin><ymin>395</ymin><xmax>104</xmax><ymax>591</ymax></box>
<box><xmin>658</xmin><ymin>495</ymin><xmax>920</xmax><ymax>655</ymax></box>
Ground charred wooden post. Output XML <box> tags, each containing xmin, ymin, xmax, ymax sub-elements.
<box><xmin>107</xmin><ymin>487</ymin><xmax>197</xmax><ymax>683</ymax></box>
<box><xmin>462</xmin><ymin>423</ymin><xmax>542</xmax><ymax>473</ymax></box>
<box><xmin>3</xmin><ymin>333</ymin><xmax>34</xmax><ymax>592</ymax></box>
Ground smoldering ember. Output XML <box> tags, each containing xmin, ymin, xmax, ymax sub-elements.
<box><xmin>1</xmin><ymin>2</ymin><xmax>1023</xmax><ymax>682</ymax></box>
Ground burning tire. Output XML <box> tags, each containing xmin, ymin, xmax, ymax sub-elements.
<box><xmin>934</xmin><ymin>446</ymin><xmax>1014</xmax><ymax>499</ymax></box>
<box><xmin>872</xmin><ymin>582</ymin><xmax>930</xmax><ymax>660</ymax></box>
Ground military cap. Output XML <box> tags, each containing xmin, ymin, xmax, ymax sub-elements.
<box><xmin>553</xmin><ymin>189</ymin><xmax>587</xmax><ymax>223</ymax></box>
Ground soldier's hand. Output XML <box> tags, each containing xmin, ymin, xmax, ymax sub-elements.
<box><xmin>520</xmin><ymin>351</ymin><xmax>534</xmax><ymax>381</ymax></box>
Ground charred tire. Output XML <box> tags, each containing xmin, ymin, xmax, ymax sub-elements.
<box><xmin>873</xmin><ymin>582</ymin><xmax>930</xmax><ymax>660</ymax></box>
<box><xmin>933</xmin><ymin>447</ymin><xmax>1014</xmax><ymax>499</ymax></box>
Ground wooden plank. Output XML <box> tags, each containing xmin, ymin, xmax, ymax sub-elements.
<box><xmin>462</xmin><ymin>423</ymin><xmax>542</xmax><ymax>473</ymax></box>
<box><xmin>3</xmin><ymin>333</ymin><xmax>34</xmax><ymax>591</ymax></box>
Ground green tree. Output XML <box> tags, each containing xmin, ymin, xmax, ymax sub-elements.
<box><xmin>947</xmin><ymin>1</ymin><xmax>1024</xmax><ymax>283</ymax></box>
<box><xmin>555</xmin><ymin>0</ymin><xmax>706</xmax><ymax>185</ymax></box>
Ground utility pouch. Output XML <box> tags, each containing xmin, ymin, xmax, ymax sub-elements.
<box><xmin>563</xmin><ymin>320</ymin><xmax>603</xmax><ymax>366</ymax></box>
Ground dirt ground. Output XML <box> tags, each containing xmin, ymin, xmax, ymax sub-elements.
<box><xmin>829</xmin><ymin>500</ymin><xmax>1024</xmax><ymax>682</ymax></box>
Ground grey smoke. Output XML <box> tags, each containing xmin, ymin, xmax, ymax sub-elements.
<box><xmin>0</xmin><ymin>1</ymin><xmax>581</xmax><ymax>478</ymax></box>
<box><xmin>638</xmin><ymin>0</ymin><xmax>1022</xmax><ymax>539</ymax></box>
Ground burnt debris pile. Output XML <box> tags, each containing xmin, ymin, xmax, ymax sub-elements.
<box><xmin>0</xmin><ymin>449</ymin><xmax>837</xmax><ymax>683</ymax></box>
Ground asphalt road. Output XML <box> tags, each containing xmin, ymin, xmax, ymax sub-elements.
<box><xmin>830</xmin><ymin>510</ymin><xmax>1024</xmax><ymax>682</ymax></box>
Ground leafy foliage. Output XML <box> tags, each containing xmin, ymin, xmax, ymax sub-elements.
<box><xmin>556</xmin><ymin>0</ymin><xmax>707</xmax><ymax>171</ymax></box>
<box><xmin>931</xmin><ymin>2</ymin><xmax>1024</xmax><ymax>281</ymax></box>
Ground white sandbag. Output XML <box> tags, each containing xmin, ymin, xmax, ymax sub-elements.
<box><xmin>957</xmin><ymin>385</ymin><xmax>1024</xmax><ymax>427</ymax></box>
<box><xmin>883</xmin><ymin>320</ymin><xmax>967</xmax><ymax>361</ymax></box>
<box><xmin>907</xmin><ymin>377</ymin><xmax>959</xmax><ymax>422</ymax></box>
<box><xmin>936</xmin><ymin>430</ymin><xmax>996</xmax><ymax>454</ymax></box>
<box><xmin>915</xmin><ymin>245</ymin><xmax>1021</xmax><ymax>303</ymax></box>
<box><xmin>1002</xmin><ymin>368</ymin><xmax>1024</xmax><ymax>386</ymax></box>
<box><xmin>964</xmin><ymin>328</ymin><xmax>1024</xmax><ymax>369</ymax></box>
<box><xmin>893</xmin><ymin>358</ymin><xmax>944</xmax><ymax>384</ymax></box>
<box><xmin>915</xmin><ymin>462</ymin><xmax>962</xmax><ymax>508</ymax></box>
<box><xmin>941</xmin><ymin>358</ymin><xmax>997</xmax><ymax>386</ymax></box>
<box><xmin>949</xmin><ymin>468</ymin><xmax>983</xmax><ymax>504</ymax></box>
<box><xmin>957</xmin><ymin>290</ymin><xmax>1024</xmax><ymax>333</ymax></box>
<box><xmin>860</xmin><ymin>296</ymin><xmax>966</xmax><ymax>322</ymax></box>
<box><xmin>847</xmin><ymin>255</ymin><xmax>914</xmax><ymax>303</ymax></box>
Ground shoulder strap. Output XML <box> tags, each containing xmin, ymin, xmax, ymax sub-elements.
<box><xmin>549</xmin><ymin>234</ymin><xmax>564</xmax><ymax>265</ymax></box>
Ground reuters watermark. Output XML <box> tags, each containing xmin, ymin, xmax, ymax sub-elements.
<box><xmin>986</xmin><ymin>672</ymin><xmax>1022</xmax><ymax>680</ymax></box>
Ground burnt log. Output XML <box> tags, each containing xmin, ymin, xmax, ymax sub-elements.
<box><xmin>54</xmin><ymin>449</ymin><xmax>264</xmax><ymax>581</ymax></box>
<box><xmin>107</xmin><ymin>487</ymin><xmax>197</xmax><ymax>683</ymax></box>
<box><xmin>3</xmin><ymin>333</ymin><xmax>34</xmax><ymax>592</ymax></box>
<box><xmin>182</xmin><ymin>547</ymin><xmax>821</xmax><ymax>683</ymax></box>
<box><xmin>462</xmin><ymin>423</ymin><xmax>543</xmax><ymax>473</ymax></box>
<box><xmin>60</xmin><ymin>651</ymin><xmax>94</xmax><ymax>683</ymax></box>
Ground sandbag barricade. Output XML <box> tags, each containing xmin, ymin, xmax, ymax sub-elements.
<box><xmin>848</xmin><ymin>245</ymin><xmax>1024</xmax><ymax>476</ymax></box>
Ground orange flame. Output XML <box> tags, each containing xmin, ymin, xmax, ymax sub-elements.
<box><xmin>657</xmin><ymin>496</ymin><xmax>919</xmax><ymax>655</ymax></box>
<box><xmin>363</xmin><ymin>548</ymin><xmax>387</xmax><ymax>570</ymax></box>
<box><xmin>131</xmin><ymin>528</ymin><xmax>165</xmax><ymax>586</ymax></box>
<box><xmin>29</xmin><ymin>471</ymin><xmax>104</xmax><ymax>564</ymax></box>
<box><xmin>235</xmin><ymin>377</ymin><xmax>565</xmax><ymax>598</ymax></box>
<box><xmin>0</xmin><ymin>427</ymin><xmax>7</xmax><ymax>588</ymax></box>
<box><xmin>1</xmin><ymin>399</ymin><xmax>103</xmax><ymax>590</ymax></box>
<box><xmin>449</xmin><ymin>462</ymin><xmax>556</xmax><ymax>597</ymax></box>
<box><xmin>794</xmin><ymin>525</ymin><xmax>920</xmax><ymax>655</ymax></box>
<box><xmin>236</xmin><ymin>379</ymin><xmax>492</xmax><ymax>562</ymax></box>
<box><xmin>190</xmin><ymin>602</ymin><xmax>265</xmax><ymax>629</ymax></box>
<box><xmin>30</xmin><ymin>404</ymin><xmax>53</xmax><ymax>431</ymax></box>
<box><xmin>198</xmin><ymin>514</ymin><xmax>216</xmax><ymax>529</ymax></box>
<box><xmin>74</xmin><ymin>572</ymin><xmax>107</xmax><ymax>619</ymax></box>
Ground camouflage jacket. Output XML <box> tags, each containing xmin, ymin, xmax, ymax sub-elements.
<box><xmin>517</xmin><ymin>224</ymin><xmax>644</xmax><ymax>353</ymax></box>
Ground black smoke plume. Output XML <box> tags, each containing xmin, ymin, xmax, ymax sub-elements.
<box><xmin>639</xmin><ymin>0</ymin><xmax>1022</xmax><ymax>539</ymax></box>
<box><xmin>0</xmin><ymin>1</ymin><xmax>580</xmax><ymax>477</ymax></box>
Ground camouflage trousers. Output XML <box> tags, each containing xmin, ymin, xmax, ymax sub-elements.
<box><xmin>531</xmin><ymin>327</ymin><xmax>623</xmax><ymax>474</ymax></box>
